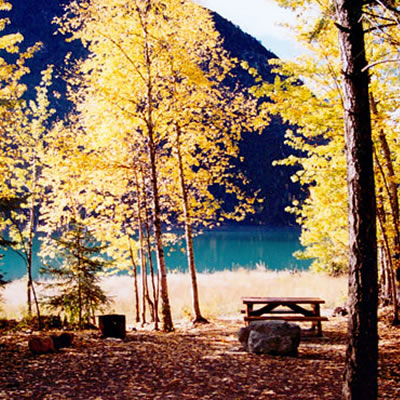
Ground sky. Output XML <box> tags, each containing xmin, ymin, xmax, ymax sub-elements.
<box><xmin>194</xmin><ymin>0</ymin><xmax>301</xmax><ymax>60</ymax></box>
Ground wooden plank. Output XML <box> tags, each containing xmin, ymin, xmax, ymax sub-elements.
<box><xmin>241</xmin><ymin>297</ymin><xmax>325</xmax><ymax>304</ymax></box>
<box><xmin>244</xmin><ymin>316</ymin><xmax>328</xmax><ymax>322</ymax></box>
<box><xmin>251</xmin><ymin>310</ymin><xmax>302</xmax><ymax>315</ymax></box>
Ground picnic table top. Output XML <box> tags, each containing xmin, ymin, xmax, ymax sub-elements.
<box><xmin>241</xmin><ymin>296</ymin><xmax>325</xmax><ymax>304</ymax></box>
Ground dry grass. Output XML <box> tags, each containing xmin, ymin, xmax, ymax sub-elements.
<box><xmin>0</xmin><ymin>268</ymin><xmax>347</xmax><ymax>326</ymax></box>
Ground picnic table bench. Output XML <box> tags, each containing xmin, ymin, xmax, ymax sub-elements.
<box><xmin>242</xmin><ymin>296</ymin><xmax>328</xmax><ymax>336</ymax></box>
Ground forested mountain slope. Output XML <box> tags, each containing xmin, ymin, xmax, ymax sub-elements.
<box><xmin>3</xmin><ymin>0</ymin><xmax>300</xmax><ymax>226</ymax></box>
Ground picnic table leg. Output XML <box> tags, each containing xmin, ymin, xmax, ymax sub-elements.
<box><xmin>312</xmin><ymin>304</ymin><xmax>323</xmax><ymax>336</ymax></box>
<box><xmin>245</xmin><ymin>304</ymin><xmax>253</xmax><ymax>326</ymax></box>
<box><xmin>317</xmin><ymin>321</ymin><xmax>323</xmax><ymax>336</ymax></box>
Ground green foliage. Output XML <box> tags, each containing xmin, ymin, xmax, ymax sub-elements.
<box><xmin>40</xmin><ymin>220</ymin><xmax>111</xmax><ymax>329</ymax></box>
<box><xmin>13</xmin><ymin>314</ymin><xmax>62</xmax><ymax>331</ymax></box>
<box><xmin>0</xmin><ymin>318</ymin><xmax>18</xmax><ymax>332</ymax></box>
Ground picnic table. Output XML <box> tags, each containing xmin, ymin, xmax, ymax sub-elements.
<box><xmin>242</xmin><ymin>296</ymin><xmax>328</xmax><ymax>336</ymax></box>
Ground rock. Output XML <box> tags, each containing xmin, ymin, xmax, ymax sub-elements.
<box><xmin>51</xmin><ymin>332</ymin><xmax>73</xmax><ymax>350</ymax></box>
<box><xmin>28</xmin><ymin>335</ymin><xmax>56</xmax><ymax>354</ymax></box>
<box><xmin>238</xmin><ymin>326</ymin><xmax>251</xmax><ymax>351</ymax></box>
<box><xmin>238</xmin><ymin>321</ymin><xmax>301</xmax><ymax>356</ymax></box>
<box><xmin>29</xmin><ymin>333</ymin><xmax>73</xmax><ymax>354</ymax></box>
<box><xmin>332</xmin><ymin>306</ymin><xmax>348</xmax><ymax>317</ymax></box>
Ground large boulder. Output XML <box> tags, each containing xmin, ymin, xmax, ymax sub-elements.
<box><xmin>28</xmin><ymin>335</ymin><xmax>56</xmax><ymax>354</ymax></box>
<box><xmin>238</xmin><ymin>320</ymin><xmax>301</xmax><ymax>356</ymax></box>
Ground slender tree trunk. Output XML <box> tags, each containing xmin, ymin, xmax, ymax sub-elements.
<box><xmin>27</xmin><ymin>269</ymin><xmax>32</xmax><ymax>317</ymax></box>
<box><xmin>142</xmin><ymin>178</ymin><xmax>159</xmax><ymax>329</ymax></box>
<box><xmin>78</xmin><ymin>274</ymin><xmax>83</xmax><ymax>329</ymax></box>
<box><xmin>377</xmin><ymin>204</ymin><xmax>397</xmax><ymax>311</ymax></box>
<box><xmin>27</xmin><ymin>166</ymin><xmax>41</xmax><ymax>328</ymax></box>
<box><xmin>139</xmin><ymin>219</ymin><xmax>147</xmax><ymax>325</ymax></box>
<box><xmin>378</xmin><ymin>245</ymin><xmax>387</xmax><ymax>301</ymax></box>
<box><xmin>31</xmin><ymin>282</ymin><xmax>42</xmax><ymax>329</ymax></box>
<box><xmin>144</xmin><ymin>223</ymin><xmax>159</xmax><ymax>329</ymax></box>
<box><xmin>135</xmin><ymin>171</ymin><xmax>152</xmax><ymax>325</ymax></box>
<box><xmin>137</xmin><ymin>178</ymin><xmax>155</xmax><ymax>323</ymax></box>
<box><xmin>334</xmin><ymin>1</ymin><xmax>378</xmax><ymax>399</ymax></box>
<box><xmin>27</xmin><ymin>183</ymin><xmax>35</xmax><ymax>318</ymax></box>
<box><xmin>145</xmin><ymin>102</ymin><xmax>173</xmax><ymax>332</ymax></box>
<box><xmin>371</xmin><ymin>96</ymin><xmax>400</xmax><ymax>324</ymax></box>
<box><xmin>141</xmin><ymin>4</ymin><xmax>173</xmax><ymax>332</ymax></box>
<box><xmin>128</xmin><ymin>239</ymin><xmax>140</xmax><ymax>323</ymax></box>
<box><xmin>175</xmin><ymin>125</ymin><xmax>207</xmax><ymax>324</ymax></box>
<box><xmin>148</xmin><ymin>139</ymin><xmax>173</xmax><ymax>332</ymax></box>
<box><xmin>374</xmin><ymin>150</ymin><xmax>400</xmax><ymax>321</ymax></box>
<box><xmin>77</xmin><ymin>231</ymin><xmax>83</xmax><ymax>329</ymax></box>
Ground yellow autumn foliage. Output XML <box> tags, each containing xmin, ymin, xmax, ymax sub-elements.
<box><xmin>257</xmin><ymin>1</ymin><xmax>400</xmax><ymax>274</ymax></box>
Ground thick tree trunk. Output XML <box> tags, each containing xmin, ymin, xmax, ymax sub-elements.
<box><xmin>175</xmin><ymin>125</ymin><xmax>208</xmax><ymax>324</ymax></box>
<box><xmin>334</xmin><ymin>1</ymin><xmax>379</xmax><ymax>399</ymax></box>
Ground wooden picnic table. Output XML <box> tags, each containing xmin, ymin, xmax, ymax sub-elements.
<box><xmin>242</xmin><ymin>296</ymin><xmax>328</xmax><ymax>336</ymax></box>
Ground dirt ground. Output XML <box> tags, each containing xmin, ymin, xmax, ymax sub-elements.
<box><xmin>0</xmin><ymin>314</ymin><xmax>399</xmax><ymax>400</ymax></box>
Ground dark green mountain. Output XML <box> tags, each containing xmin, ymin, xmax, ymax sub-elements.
<box><xmin>2</xmin><ymin>0</ymin><xmax>300</xmax><ymax>226</ymax></box>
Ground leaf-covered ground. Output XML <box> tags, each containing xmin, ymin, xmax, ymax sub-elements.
<box><xmin>0</xmin><ymin>315</ymin><xmax>399</xmax><ymax>399</ymax></box>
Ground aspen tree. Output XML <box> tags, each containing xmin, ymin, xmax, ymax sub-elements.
<box><xmin>260</xmin><ymin>2</ymin><xmax>400</xmax><ymax>297</ymax></box>
<box><xmin>0</xmin><ymin>1</ymin><xmax>51</xmax><ymax>319</ymax></box>
<box><xmin>57</xmin><ymin>0</ymin><xmax>257</xmax><ymax>331</ymax></box>
<box><xmin>264</xmin><ymin>1</ymin><xmax>400</xmax><ymax>398</ymax></box>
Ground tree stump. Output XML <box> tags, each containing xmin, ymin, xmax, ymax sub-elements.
<box><xmin>98</xmin><ymin>314</ymin><xmax>126</xmax><ymax>339</ymax></box>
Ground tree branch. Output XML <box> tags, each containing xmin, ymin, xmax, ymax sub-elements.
<box><xmin>362</xmin><ymin>58</ymin><xmax>400</xmax><ymax>71</ymax></box>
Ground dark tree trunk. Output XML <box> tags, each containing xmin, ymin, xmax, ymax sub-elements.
<box><xmin>334</xmin><ymin>1</ymin><xmax>379</xmax><ymax>399</ymax></box>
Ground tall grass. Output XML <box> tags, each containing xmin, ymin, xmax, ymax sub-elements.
<box><xmin>1</xmin><ymin>268</ymin><xmax>347</xmax><ymax>326</ymax></box>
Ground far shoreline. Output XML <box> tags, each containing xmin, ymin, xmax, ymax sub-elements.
<box><xmin>1</xmin><ymin>269</ymin><xmax>347</xmax><ymax>325</ymax></box>
<box><xmin>0</xmin><ymin>225</ymin><xmax>310</xmax><ymax>280</ymax></box>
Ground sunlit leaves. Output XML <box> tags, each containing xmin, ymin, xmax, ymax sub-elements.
<box><xmin>52</xmin><ymin>0</ymin><xmax>258</xmax><ymax>255</ymax></box>
<box><xmin>258</xmin><ymin>1</ymin><xmax>400</xmax><ymax>274</ymax></box>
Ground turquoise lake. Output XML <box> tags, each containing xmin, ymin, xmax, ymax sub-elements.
<box><xmin>0</xmin><ymin>226</ymin><xmax>310</xmax><ymax>280</ymax></box>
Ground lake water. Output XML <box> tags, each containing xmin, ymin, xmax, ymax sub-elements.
<box><xmin>0</xmin><ymin>226</ymin><xmax>310</xmax><ymax>280</ymax></box>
